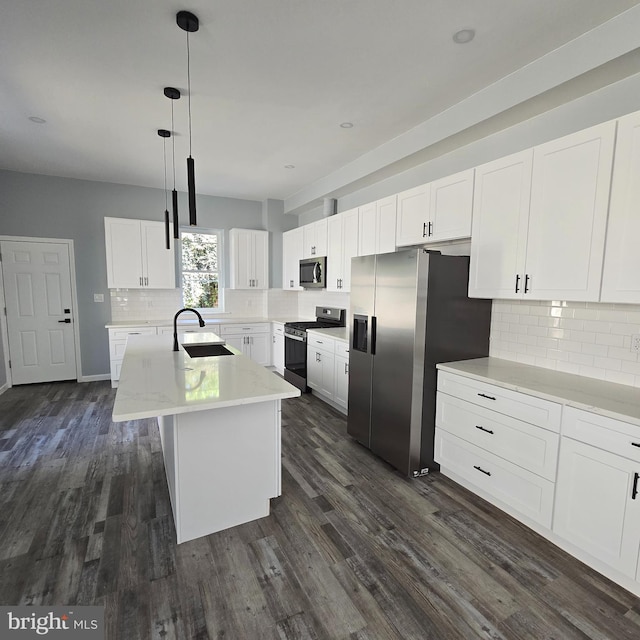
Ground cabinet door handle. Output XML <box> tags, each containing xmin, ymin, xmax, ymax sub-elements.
<box><xmin>139</xmin><ymin>276</ymin><xmax>143</xmax><ymax>286</ymax></box>
<box><xmin>422</xmin><ymin>222</ymin><xmax>428</xmax><ymax>238</ymax></box>
<box><xmin>631</xmin><ymin>442</ymin><xmax>640</xmax><ymax>448</ymax></box>
<box><xmin>477</xmin><ymin>393</ymin><xmax>496</xmax><ymax>401</ymax></box>
<box><xmin>58</xmin><ymin>319</ymin><xmax>71</xmax><ymax>323</ymax></box>
<box><xmin>290</xmin><ymin>280</ymin><xmax>293</xmax><ymax>288</ymax></box>
<box><xmin>473</xmin><ymin>465</ymin><xmax>491</xmax><ymax>476</ymax></box>
<box><xmin>524</xmin><ymin>274</ymin><xmax>530</xmax><ymax>293</ymax></box>
<box><xmin>515</xmin><ymin>274</ymin><xmax>520</xmax><ymax>293</ymax></box>
<box><xmin>272</xmin><ymin>336</ymin><xmax>276</xmax><ymax>343</ymax></box>
<box><xmin>344</xmin><ymin>362</ymin><xmax>348</xmax><ymax>374</ymax></box>
<box><xmin>633</xmin><ymin>472</ymin><xmax>639</xmax><ymax>500</ymax></box>
<box><xmin>428</xmin><ymin>221</ymin><xmax>433</xmax><ymax>237</ymax></box>
<box><xmin>475</xmin><ymin>425</ymin><xmax>494</xmax><ymax>434</ymax></box>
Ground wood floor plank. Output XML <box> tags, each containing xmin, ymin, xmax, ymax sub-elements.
<box><xmin>0</xmin><ymin>382</ymin><xmax>639</xmax><ymax>640</ymax></box>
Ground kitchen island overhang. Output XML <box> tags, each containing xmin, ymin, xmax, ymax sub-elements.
<box><xmin>112</xmin><ymin>332</ymin><xmax>301</xmax><ymax>543</ymax></box>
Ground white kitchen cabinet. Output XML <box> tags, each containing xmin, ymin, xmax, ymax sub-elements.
<box><xmin>358</xmin><ymin>196</ymin><xmax>396</xmax><ymax>256</ymax></box>
<box><xmin>327</xmin><ymin>207</ymin><xmax>359</xmax><ymax>292</ymax></box>
<box><xmin>334</xmin><ymin>341</ymin><xmax>349</xmax><ymax>412</ymax></box>
<box><xmin>435</xmin><ymin>370</ymin><xmax>560</xmax><ymax>528</ymax></box>
<box><xmin>229</xmin><ymin>228</ymin><xmax>269</xmax><ymax>289</ymax></box>
<box><xmin>601</xmin><ymin>110</ymin><xmax>640</xmax><ymax>303</ymax></box>
<box><xmin>271</xmin><ymin>322</ymin><xmax>285</xmax><ymax>375</ymax></box>
<box><xmin>554</xmin><ymin>407</ymin><xmax>640</xmax><ymax>579</ymax></box>
<box><xmin>307</xmin><ymin>335</ymin><xmax>335</xmax><ymax>399</ymax></box>
<box><xmin>219</xmin><ymin>323</ymin><xmax>270</xmax><ymax>366</ymax></box>
<box><xmin>282</xmin><ymin>227</ymin><xmax>304</xmax><ymax>290</ymax></box>
<box><xmin>108</xmin><ymin>325</ymin><xmax>158</xmax><ymax>386</ymax></box>
<box><xmin>469</xmin><ymin>121</ymin><xmax>616</xmax><ymax>301</ymax></box>
<box><xmin>302</xmin><ymin>219</ymin><xmax>328</xmax><ymax>258</ymax></box>
<box><xmin>396</xmin><ymin>169</ymin><xmax>474</xmax><ymax>247</ymax></box>
<box><xmin>105</xmin><ymin>217</ymin><xmax>176</xmax><ymax>289</ymax></box>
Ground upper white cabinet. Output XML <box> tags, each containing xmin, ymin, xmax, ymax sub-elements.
<box><xmin>302</xmin><ymin>219</ymin><xmax>328</xmax><ymax>258</ymax></box>
<box><xmin>327</xmin><ymin>208</ymin><xmax>359</xmax><ymax>292</ymax></box>
<box><xmin>282</xmin><ymin>227</ymin><xmax>304</xmax><ymax>290</ymax></box>
<box><xmin>601</xmin><ymin>111</ymin><xmax>640</xmax><ymax>303</ymax></box>
<box><xmin>468</xmin><ymin>150</ymin><xmax>533</xmax><ymax>299</ymax></box>
<box><xmin>469</xmin><ymin>121</ymin><xmax>616</xmax><ymax>301</ymax></box>
<box><xmin>229</xmin><ymin>228</ymin><xmax>269</xmax><ymax>290</ymax></box>
<box><xmin>105</xmin><ymin>217</ymin><xmax>176</xmax><ymax>289</ymax></box>
<box><xmin>396</xmin><ymin>169</ymin><xmax>474</xmax><ymax>247</ymax></box>
<box><xmin>358</xmin><ymin>196</ymin><xmax>396</xmax><ymax>256</ymax></box>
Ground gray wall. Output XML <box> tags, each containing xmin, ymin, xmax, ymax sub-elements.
<box><xmin>0</xmin><ymin>170</ymin><xmax>270</xmax><ymax>378</ymax></box>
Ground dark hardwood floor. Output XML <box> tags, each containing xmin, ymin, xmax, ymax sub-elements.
<box><xmin>1</xmin><ymin>381</ymin><xmax>639</xmax><ymax>639</ymax></box>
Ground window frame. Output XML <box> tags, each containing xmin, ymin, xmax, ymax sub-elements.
<box><xmin>179</xmin><ymin>226</ymin><xmax>224</xmax><ymax>313</ymax></box>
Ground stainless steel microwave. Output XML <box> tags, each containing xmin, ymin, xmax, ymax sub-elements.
<box><xmin>299</xmin><ymin>256</ymin><xmax>326</xmax><ymax>288</ymax></box>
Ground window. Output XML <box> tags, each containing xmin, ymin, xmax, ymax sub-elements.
<box><xmin>180</xmin><ymin>229</ymin><xmax>222</xmax><ymax>310</ymax></box>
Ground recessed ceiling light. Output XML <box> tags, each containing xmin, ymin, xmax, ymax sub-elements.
<box><xmin>28</xmin><ymin>116</ymin><xmax>46</xmax><ymax>124</ymax></box>
<box><xmin>340</xmin><ymin>122</ymin><xmax>354</xmax><ymax>128</ymax></box>
<box><xmin>284</xmin><ymin>164</ymin><xmax>295</xmax><ymax>169</ymax></box>
<box><xmin>453</xmin><ymin>29</ymin><xmax>475</xmax><ymax>44</ymax></box>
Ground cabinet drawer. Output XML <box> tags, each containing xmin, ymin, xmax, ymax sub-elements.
<box><xmin>436</xmin><ymin>393</ymin><xmax>559</xmax><ymax>481</ymax></box>
<box><xmin>335</xmin><ymin>340</ymin><xmax>349</xmax><ymax>357</ymax></box>
<box><xmin>272</xmin><ymin>323</ymin><xmax>285</xmax><ymax>336</ymax></box>
<box><xmin>220</xmin><ymin>323</ymin><xmax>269</xmax><ymax>335</ymax></box>
<box><xmin>307</xmin><ymin>334</ymin><xmax>335</xmax><ymax>353</ymax></box>
<box><xmin>435</xmin><ymin>430</ymin><xmax>555</xmax><ymax>528</ymax></box>
<box><xmin>109</xmin><ymin>327</ymin><xmax>157</xmax><ymax>340</ymax></box>
<box><xmin>437</xmin><ymin>371</ymin><xmax>561</xmax><ymax>432</ymax></box>
<box><xmin>562</xmin><ymin>406</ymin><xmax>640</xmax><ymax>463</ymax></box>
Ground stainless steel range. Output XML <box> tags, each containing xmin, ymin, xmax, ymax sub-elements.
<box><xmin>284</xmin><ymin>306</ymin><xmax>346</xmax><ymax>392</ymax></box>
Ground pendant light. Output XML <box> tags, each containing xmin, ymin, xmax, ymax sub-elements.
<box><xmin>177</xmin><ymin>10</ymin><xmax>199</xmax><ymax>226</ymax></box>
<box><xmin>164</xmin><ymin>87</ymin><xmax>181</xmax><ymax>238</ymax></box>
<box><xmin>158</xmin><ymin>129</ymin><xmax>171</xmax><ymax>249</ymax></box>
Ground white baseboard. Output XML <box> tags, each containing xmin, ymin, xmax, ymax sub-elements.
<box><xmin>78</xmin><ymin>373</ymin><xmax>111</xmax><ymax>383</ymax></box>
<box><xmin>0</xmin><ymin>382</ymin><xmax>9</xmax><ymax>396</ymax></box>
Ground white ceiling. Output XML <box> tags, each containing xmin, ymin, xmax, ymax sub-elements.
<box><xmin>1</xmin><ymin>0</ymin><xmax>639</xmax><ymax>203</ymax></box>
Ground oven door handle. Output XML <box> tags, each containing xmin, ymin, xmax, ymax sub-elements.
<box><xmin>285</xmin><ymin>333</ymin><xmax>306</xmax><ymax>343</ymax></box>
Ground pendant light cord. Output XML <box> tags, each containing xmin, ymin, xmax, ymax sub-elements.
<box><xmin>187</xmin><ymin>31</ymin><xmax>193</xmax><ymax>156</ymax></box>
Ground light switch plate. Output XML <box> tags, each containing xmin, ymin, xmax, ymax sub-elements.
<box><xmin>94</xmin><ymin>293</ymin><xmax>104</xmax><ymax>303</ymax></box>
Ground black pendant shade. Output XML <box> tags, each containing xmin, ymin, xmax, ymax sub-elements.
<box><xmin>172</xmin><ymin>190</ymin><xmax>179</xmax><ymax>239</ymax></box>
<box><xmin>177</xmin><ymin>10</ymin><xmax>199</xmax><ymax>227</ymax></box>
<box><xmin>158</xmin><ymin>128</ymin><xmax>171</xmax><ymax>250</ymax></box>
<box><xmin>187</xmin><ymin>156</ymin><xmax>196</xmax><ymax>226</ymax></box>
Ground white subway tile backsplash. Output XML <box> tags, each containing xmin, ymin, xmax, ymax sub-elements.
<box><xmin>489</xmin><ymin>299</ymin><xmax>640</xmax><ymax>389</ymax></box>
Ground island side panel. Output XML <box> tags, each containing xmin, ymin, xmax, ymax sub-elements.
<box><xmin>157</xmin><ymin>414</ymin><xmax>180</xmax><ymax>534</ymax></box>
<box><xmin>173</xmin><ymin>399</ymin><xmax>281</xmax><ymax>544</ymax></box>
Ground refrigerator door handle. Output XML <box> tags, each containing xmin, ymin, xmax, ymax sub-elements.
<box><xmin>371</xmin><ymin>316</ymin><xmax>377</xmax><ymax>356</ymax></box>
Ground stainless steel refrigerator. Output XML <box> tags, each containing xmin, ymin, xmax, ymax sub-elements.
<box><xmin>347</xmin><ymin>249</ymin><xmax>491</xmax><ymax>477</ymax></box>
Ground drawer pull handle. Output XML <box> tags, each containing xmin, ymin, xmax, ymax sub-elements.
<box><xmin>475</xmin><ymin>425</ymin><xmax>494</xmax><ymax>434</ymax></box>
<box><xmin>633</xmin><ymin>473</ymin><xmax>639</xmax><ymax>500</ymax></box>
<box><xmin>477</xmin><ymin>393</ymin><xmax>496</xmax><ymax>401</ymax></box>
<box><xmin>473</xmin><ymin>465</ymin><xmax>491</xmax><ymax>477</ymax></box>
<box><xmin>631</xmin><ymin>442</ymin><xmax>640</xmax><ymax>448</ymax></box>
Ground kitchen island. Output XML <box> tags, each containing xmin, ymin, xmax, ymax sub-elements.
<box><xmin>112</xmin><ymin>332</ymin><xmax>300</xmax><ymax>543</ymax></box>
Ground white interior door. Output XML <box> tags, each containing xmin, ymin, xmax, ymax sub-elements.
<box><xmin>1</xmin><ymin>240</ymin><xmax>77</xmax><ymax>384</ymax></box>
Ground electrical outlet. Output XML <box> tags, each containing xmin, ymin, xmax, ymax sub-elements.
<box><xmin>632</xmin><ymin>334</ymin><xmax>640</xmax><ymax>353</ymax></box>
<box><xmin>93</xmin><ymin>293</ymin><xmax>104</xmax><ymax>303</ymax></box>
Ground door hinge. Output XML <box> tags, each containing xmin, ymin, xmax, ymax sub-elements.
<box><xmin>8</xmin><ymin>360</ymin><xmax>11</xmax><ymax>369</ymax></box>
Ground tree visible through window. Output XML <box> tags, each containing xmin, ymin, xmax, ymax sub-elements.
<box><xmin>181</xmin><ymin>230</ymin><xmax>220</xmax><ymax>309</ymax></box>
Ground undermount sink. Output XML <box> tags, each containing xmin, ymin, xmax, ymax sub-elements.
<box><xmin>182</xmin><ymin>344</ymin><xmax>235</xmax><ymax>358</ymax></box>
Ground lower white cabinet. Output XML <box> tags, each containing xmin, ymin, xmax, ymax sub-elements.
<box><xmin>306</xmin><ymin>331</ymin><xmax>348</xmax><ymax>413</ymax></box>
<box><xmin>435</xmin><ymin>371</ymin><xmax>560</xmax><ymax>528</ymax></box>
<box><xmin>271</xmin><ymin>323</ymin><xmax>285</xmax><ymax>375</ymax></box>
<box><xmin>553</xmin><ymin>407</ymin><xmax>640</xmax><ymax>580</ymax></box>
<box><xmin>334</xmin><ymin>341</ymin><xmax>349</xmax><ymax>411</ymax></box>
<box><xmin>108</xmin><ymin>326</ymin><xmax>157</xmax><ymax>386</ymax></box>
<box><xmin>219</xmin><ymin>323</ymin><xmax>271</xmax><ymax>366</ymax></box>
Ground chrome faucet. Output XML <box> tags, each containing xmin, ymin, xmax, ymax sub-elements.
<box><xmin>173</xmin><ymin>308</ymin><xmax>206</xmax><ymax>351</ymax></box>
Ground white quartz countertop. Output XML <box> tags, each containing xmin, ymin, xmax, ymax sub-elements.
<box><xmin>438</xmin><ymin>357</ymin><xmax>640</xmax><ymax>427</ymax></box>
<box><xmin>106</xmin><ymin>316</ymin><xmax>308</xmax><ymax>329</ymax></box>
<box><xmin>307</xmin><ymin>327</ymin><xmax>349</xmax><ymax>343</ymax></box>
<box><xmin>112</xmin><ymin>332</ymin><xmax>300</xmax><ymax>421</ymax></box>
